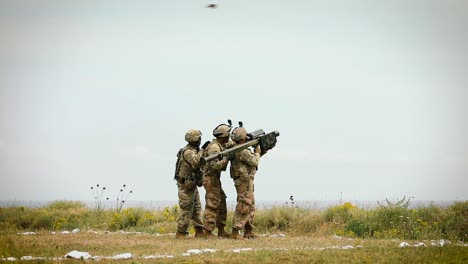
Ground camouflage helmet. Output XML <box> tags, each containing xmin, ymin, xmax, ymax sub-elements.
<box><xmin>213</xmin><ymin>122</ymin><xmax>232</xmax><ymax>138</ymax></box>
<box><xmin>185</xmin><ymin>129</ymin><xmax>202</xmax><ymax>143</ymax></box>
<box><xmin>231</xmin><ymin>127</ymin><xmax>247</xmax><ymax>142</ymax></box>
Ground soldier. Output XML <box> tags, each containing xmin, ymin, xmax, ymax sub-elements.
<box><xmin>174</xmin><ymin>130</ymin><xmax>205</xmax><ymax>239</ymax></box>
<box><xmin>202</xmin><ymin>122</ymin><xmax>234</xmax><ymax>238</ymax></box>
<box><xmin>229</xmin><ymin>126</ymin><xmax>264</xmax><ymax>239</ymax></box>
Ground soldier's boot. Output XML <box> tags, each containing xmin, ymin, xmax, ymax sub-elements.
<box><xmin>175</xmin><ymin>231</ymin><xmax>189</xmax><ymax>239</ymax></box>
<box><xmin>243</xmin><ymin>226</ymin><xmax>257</xmax><ymax>239</ymax></box>
<box><xmin>204</xmin><ymin>229</ymin><xmax>216</xmax><ymax>239</ymax></box>
<box><xmin>230</xmin><ymin>228</ymin><xmax>244</xmax><ymax>240</ymax></box>
<box><xmin>194</xmin><ymin>227</ymin><xmax>205</xmax><ymax>238</ymax></box>
<box><xmin>217</xmin><ymin>226</ymin><xmax>230</xmax><ymax>239</ymax></box>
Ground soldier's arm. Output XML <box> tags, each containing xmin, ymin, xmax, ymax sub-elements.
<box><xmin>206</xmin><ymin>144</ymin><xmax>228</xmax><ymax>171</ymax></box>
<box><xmin>224</xmin><ymin>139</ymin><xmax>236</xmax><ymax>149</ymax></box>
<box><xmin>183</xmin><ymin>149</ymin><xmax>202</xmax><ymax>169</ymax></box>
<box><xmin>239</xmin><ymin>148</ymin><xmax>260</xmax><ymax>167</ymax></box>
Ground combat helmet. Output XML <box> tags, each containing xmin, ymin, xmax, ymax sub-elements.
<box><xmin>231</xmin><ymin>122</ymin><xmax>247</xmax><ymax>143</ymax></box>
<box><xmin>213</xmin><ymin>120</ymin><xmax>232</xmax><ymax>138</ymax></box>
<box><xmin>185</xmin><ymin>129</ymin><xmax>202</xmax><ymax>143</ymax></box>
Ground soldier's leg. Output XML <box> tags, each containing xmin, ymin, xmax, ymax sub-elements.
<box><xmin>250</xmin><ymin>191</ymin><xmax>256</xmax><ymax>224</ymax></box>
<box><xmin>217</xmin><ymin>187</ymin><xmax>227</xmax><ymax>228</ymax></box>
<box><xmin>248</xmin><ymin>180</ymin><xmax>255</xmax><ymax>226</ymax></box>
<box><xmin>177</xmin><ymin>185</ymin><xmax>194</xmax><ymax>236</ymax></box>
<box><xmin>191</xmin><ymin>188</ymin><xmax>203</xmax><ymax>228</ymax></box>
<box><xmin>202</xmin><ymin>175</ymin><xmax>221</xmax><ymax>233</ymax></box>
<box><xmin>217</xmin><ymin>187</ymin><xmax>229</xmax><ymax>238</ymax></box>
<box><xmin>192</xmin><ymin>188</ymin><xmax>205</xmax><ymax>237</ymax></box>
<box><xmin>244</xmin><ymin>180</ymin><xmax>257</xmax><ymax>239</ymax></box>
<box><xmin>231</xmin><ymin>181</ymin><xmax>250</xmax><ymax>239</ymax></box>
<box><xmin>232</xmin><ymin>181</ymin><xmax>249</xmax><ymax>230</ymax></box>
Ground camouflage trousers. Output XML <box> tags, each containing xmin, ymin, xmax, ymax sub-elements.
<box><xmin>232</xmin><ymin>176</ymin><xmax>255</xmax><ymax>231</ymax></box>
<box><xmin>202</xmin><ymin>174</ymin><xmax>227</xmax><ymax>232</ymax></box>
<box><xmin>177</xmin><ymin>181</ymin><xmax>203</xmax><ymax>234</ymax></box>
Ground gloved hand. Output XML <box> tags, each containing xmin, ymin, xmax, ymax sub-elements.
<box><xmin>201</xmin><ymin>141</ymin><xmax>210</xmax><ymax>150</ymax></box>
<box><xmin>254</xmin><ymin>145</ymin><xmax>261</xmax><ymax>154</ymax></box>
<box><xmin>225</xmin><ymin>139</ymin><xmax>236</xmax><ymax>149</ymax></box>
<box><xmin>226</xmin><ymin>152</ymin><xmax>235</xmax><ymax>161</ymax></box>
<box><xmin>196</xmin><ymin>177</ymin><xmax>203</xmax><ymax>187</ymax></box>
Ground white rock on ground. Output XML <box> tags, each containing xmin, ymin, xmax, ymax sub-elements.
<box><xmin>439</xmin><ymin>239</ymin><xmax>450</xmax><ymax>246</ymax></box>
<box><xmin>20</xmin><ymin>256</ymin><xmax>34</xmax><ymax>260</ymax></box>
<box><xmin>430</xmin><ymin>239</ymin><xmax>450</xmax><ymax>246</ymax></box>
<box><xmin>270</xmin><ymin>248</ymin><xmax>288</xmax><ymax>251</ymax></box>
<box><xmin>17</xmin><ymin>232</ymin><xmax>36</xmax><ymax>235</ymax></box>
<box><xmin>87</xmin><ymin>230</ymin><xmax>98</xmax><ymax>234</ymax></box>
<box><xmin>399</xmin><ymin>242</ymin><xmax>410</xmax><ymax>247</ymax></box>
<box><xmin>72</xmin><ymin>229</ymin><xmax>80</xmax><ymax>233</ymax></box>
<box><xmin>112</xmin><ymin>253</ymin><xmax>132</xmax><ymax>260</ymax></box>
<box><xmin>341</xmin><ymin>245</ymin><xmax>354</xmax><ymax>249</ymax></box>
<box><xmin>62</xmin><ymin>231</ymin><xmax>70</xmax><ymax>234</ymax></box>
<box><xmin>201</xmin><ymin>249</ymin><xmax>217</xmax><ymax>253</ymax></box>
<box><xmin>326</xmin><ymin>246</ymin><xmax>341</xmax><ymax>250</ymax></box>
<box><xmin>186</xmin><ymin>249</ymin><xmax>203</xmax><ymax>255</ymax></box>
<box><xmin>332</xmin><ymin>235</ymin><xmax>342</xmax><ymax>239</ymax></box>
<box><xmin>7</xmin><ymin>257</ymin><xmax>17</xmax><ymax>261</ymax></box>
<box><xmin>182</xmin><ymin>253</ymin><xmax>191</xmax><ymax>257</ymax></box>
<box><xmin>65</xmin><ymin>250</ymin><xmax>91</xmax><ymax>260</ymax></box>
<box><xmin>143</xmin><ymin>255</ymin><xmax>174</xmax><ymax>259</ymax></box>
<box><xmin>229</xmin><ymin>248</ymin><xmax>253</xmax><ymax>253</ymax></box>
<box><xmin>270</xmin><ymin>234</ymin><xmax>286</xmax><ymax>238</ymax></box>
<box><xmin>414</xmin><ymin>242</ymin><xmax>426</xmax><ymax>247</ymax></box>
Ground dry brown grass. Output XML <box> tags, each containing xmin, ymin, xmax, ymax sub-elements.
<box><xmin>1</xmin><ymin>232</ymin><xmax>467</xmax><ymax>263</ymax></box>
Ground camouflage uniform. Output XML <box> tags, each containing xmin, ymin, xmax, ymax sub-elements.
<box><xmin>175</xmin><ymin>131</ymin><xmax>204</xmax><ymax>237</ymax></box>
<box><xmin>202</xmin><ymin>138</ymin><xmax>230</xmax><ymax>234</ymax></box>
<box><xmin>230</xmin><ymin>148</ymin><xmax>260</xmax><ymax>233</ymax></box>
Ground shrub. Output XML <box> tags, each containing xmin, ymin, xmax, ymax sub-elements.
<box><xmin>346</xmin><ymin>218</ymin><xmax>371</xmax><ymax>237</ymax></box>
<box><xmin>290</xmin><ymin>211</ymin><xmax>324</xmax><ymax>234</ymax></box>
<box><xmin>137</xmin><ymin>211</ymin><xmax>157</xmax><ymax>227</ymax></box>
<box><xmin>324</xmin><ymin>202</ymin><xmax>357</xmax><ymax>224</ymax></box>
<box><xmin>32</xmin><ymin>213</ymin><xmax>53</xmax><ymax>229</ymax></box>
<box><xmin>369</xmin><ymin>197</ymin><xmax>413</xmax><ymax>238</ymax></box>
<box><xmin>47</xmin><ymin>201</ymin><xmax>86</xmax><ymax>210</ymax></box>
<box><xmin>110</xmin><ymin>208</ymin><xmax>147</xmax><ymax>230</ymax></box>
<box><xmin>255</xmin><ymin>206</ymin><xmax>302</xmax><ymax>231</ymax></box>
<box><xmin>162</xmin><ymin>205</ymin><xmax>179</xmax><ymax>223</ymax></box>
<box><xmin>442</xmin><ymin>201</ymin><xmax>468</xmax><ymax>241</ymax></box>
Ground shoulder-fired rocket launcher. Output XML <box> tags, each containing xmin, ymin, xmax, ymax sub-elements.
<box><xmin>201</xmin><ymin>129</ymin><xmax>280</xmax><ymax>163</ymax></box>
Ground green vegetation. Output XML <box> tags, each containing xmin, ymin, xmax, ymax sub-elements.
<box><xmin>0</xmin><ymin>200</ymin><xmax>466</xmax><ymax>242</ymax></box>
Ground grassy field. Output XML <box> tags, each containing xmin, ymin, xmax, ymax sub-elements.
<box><xmin>0</xmin><ymin>200</ymin><xmax>467</xmax><ymax>262</ymax></box>
<box><xmin>1</xmin><ymin>232</ymin><xmax>467</xmax><ymax>263</ymax></box>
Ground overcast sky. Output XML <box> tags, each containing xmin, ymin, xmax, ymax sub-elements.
<box><xmin>1</xmin><ymin>0</ymin><xmax>467</xmax><ymax>202</ymax></box>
